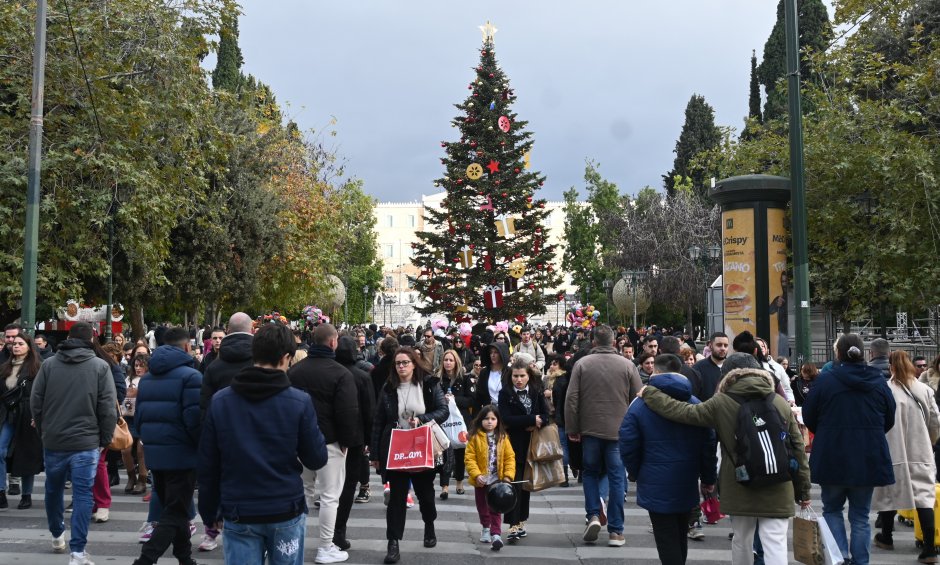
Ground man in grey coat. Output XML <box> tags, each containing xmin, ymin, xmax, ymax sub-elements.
<box><xmin>565</xmin><ymin>324</ymin><xmax>643</xmax><ymax>548</ymax></box>
<box><xmin>31</xmin><ymin>322</ymin><xmax>116</xmax><ymax>564</ymax></box>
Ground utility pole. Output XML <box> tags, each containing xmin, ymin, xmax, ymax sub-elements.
<box><xmin>21</xmin><ymin>0</ymin><xmax>48</xmax><ymax>336</ymax></box>
<box><xmin>785</xmin><ymin>0</ymin><xmax>812</xmax><ymax>364</ymax></box>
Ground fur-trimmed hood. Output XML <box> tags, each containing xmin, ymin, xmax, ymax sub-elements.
<box><xmin>717</xmin><ymin>367</ymin><xmax>775</xmax><ymax>397</ymax></box>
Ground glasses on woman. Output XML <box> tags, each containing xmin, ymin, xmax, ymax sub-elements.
<box><xmin>395</xmin><ymin>360</ymin><xmax>412</xmax><ymax>367</ymax></box>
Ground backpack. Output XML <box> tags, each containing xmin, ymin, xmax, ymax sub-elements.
<box><xmin>726</xmin><ymin>392</ymin><xmax>793</xmax><ymax>487</ymax></box>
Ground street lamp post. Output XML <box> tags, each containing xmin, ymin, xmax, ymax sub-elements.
<box><xmin>620</xmin><ymin>269</ymin><xmax>649</xmax><ymax>329</ymax></box>
<box><xmin>362</xmin><ymin>285</ymin><xmax>369</xmax><ymax>324</ymax></box>
<box><xmin>688</xmin><ymin>244</ymin><xmax>722</xmax><ymax>334</ymax></box>
<box><xmin>602</xmin><ymin>279</ymin><xmax>612</xmax><ymax>325</ymax></box>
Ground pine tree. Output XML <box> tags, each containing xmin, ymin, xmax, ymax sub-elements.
<box><xmin>758</xmin><ymin>0</ymin><xmax>831</xmax><ymax>122</ymax></box>
<box><xmin>212</xmin><ymin>4</ymin><xmax>244</xmax><ymax>92</ymax></box>
<box><xmin>662</xmin><ymin>94</ymin><xmax>721</xmax><ymax>199</ymax></box>
<box><xmin>411</xmin><ymin>25</ymin><xmax>562</xmax><ymax>323</ymax></box>
<box><xmin>742</xmin><ymin>50</ymin><xmax>763</xmax><ymax>140</ymax></box>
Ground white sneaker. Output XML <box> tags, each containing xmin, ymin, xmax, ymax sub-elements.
<box><xmin>93</xmin><ymin>508</ymin><xmax>109</xmax><ymax>523</ymax></box>
<box><xmin>69</xmin><ymin>551</ymin><xmax>95</xmax><ymax>565</ymax></box>
<box><xmin>198</xmin><ymin>533</ymin><xmax>219</xmax><ymax>551</ymax></box>
<box><xmin>52</xmin><ymin>533</ymin><xmax>67</xmax><ymax>553</ymax></box>
<box><xmin>480</xmin><ymin>527</ymin><xmax>492</xmax><ymax>543</ymax></box>
<box><xmin>406</xmin><ymin>494</ymin><xmax>415</xmax><ymax>508</ymax></box>
<box><xmin>138</xmin><ymin>521</ymin><xmax>155</xmax><ymax>543</ymax></box>
<box><xmin>189</xmin><ymin>520</ymin><xmax>197</xmax><ymax>537</ymax></box>
<box><xmin>314</xmin><ymin>543</ymin><xmax>349</xmax><ymax>564</ymax></box>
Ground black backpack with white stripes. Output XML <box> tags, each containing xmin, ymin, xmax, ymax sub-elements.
<box><xmin>726</xmin><ymin>392</ymin><xmax>794</xmax><ymax>487</ymax></box>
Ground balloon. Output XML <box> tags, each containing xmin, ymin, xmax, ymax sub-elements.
<box><xmin>486</xmin><ymin>482</ymin><xmax>517</xmax><ymax>514</ymax></box>
<box><xmin>575</xmin><ymin>309</ymin><xmax>583</xmax><ymax>317</ymax></box>
<box><xmin>582</xmin><ymin>319</ymin><xmax>590</xmax><ymax>328</ymax></box>
<box><xmin>593</xmin><ymin>311</ymin><xmax>600</xmax><ymax>319</ymax></box>
<box><xmin>458</xmin><ymin>322</ymin><xmax>472</xmax><ymax>337</ymax></box>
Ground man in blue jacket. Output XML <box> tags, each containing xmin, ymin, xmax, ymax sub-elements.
<box><xmin>199</xmin><ymin>323</ymin><xmax>328</xmax><ymax>565</ymax></box>
<box><xmin>620</xmin><ymin>354</ymin><xmax>717</xmax><ymax>565</ymax></box>
<box><xmin>132</xmin><ymin>327</ymin><xmax>202</xmax><ymax>565</ymax></box>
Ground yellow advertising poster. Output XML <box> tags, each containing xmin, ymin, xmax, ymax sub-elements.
<box><xmin>766</xmin><ymin>208</ymin><xmax>789</xmax><ymax>358</ymax></box>
<box><xmin>722</xmin><ymin>209</ymin><xmax>756</xmax><ymax>337</ymax></box>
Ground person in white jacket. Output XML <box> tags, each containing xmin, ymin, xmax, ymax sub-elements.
<box><xmin>756</xmin><ymin>337</ymin><xmax>794</xmax><ymax>405</ymax></box>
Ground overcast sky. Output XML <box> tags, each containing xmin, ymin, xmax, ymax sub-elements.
<box><xmin>232</xmin><ymin>1</ymin><xmax>825</xmax><ymax>202</ymax></box>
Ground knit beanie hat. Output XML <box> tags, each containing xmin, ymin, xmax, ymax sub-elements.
<box><xmin>720</xmin><ymin>352</ymin><xmax>762</xmax><ymax>376</ymax></box>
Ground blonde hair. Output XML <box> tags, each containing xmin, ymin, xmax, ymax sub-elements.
<box><xmin>436</xmin><ymin>348</ymin><xmax>464</xmax><ymax>379</ymax></box>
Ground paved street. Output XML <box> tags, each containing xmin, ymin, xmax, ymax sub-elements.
<box><xmin>0</xmin><ymin>474</ymin><xmax>919</xmax><ymax>564</ymax></box>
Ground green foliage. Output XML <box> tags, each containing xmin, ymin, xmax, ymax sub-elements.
<box><xmin>211</xmin><ymin>1</ymin><xmax>244</xmax><ymax>93</ymax></box>
<box><xmin>561</xmin><ymin>186</ymin><xmax>600</xmax><ymax>298</ymax></box>
<box><xmin>758</xmin><ymin>0</ymin><xmax>832</xmax><ymax>122</ymax></box>
<box><xmin>663</xmin><ymin>95</ymin><xmax>722</xmax><ymax>199</ymax></box>
<box><xmin>709</xmin><ymin>0</ymin><xmax>940</xmax><ymax>325</ymax></box>
<box><xmin>742</xmin><ymin>50</ymin><xmax>763</xmax><ymax>140</ymax></box>
<box><xmin>0</xmin><ymin>0</ymin><xmax>376</xmax><ymax>331</ymax></box>
<box><xmin>411</xmin><ymin>39</ymin><xmax>562</xmax><ymax>322</ymax></box>
<box><xmin>331</xmin><ymin>179</ymin><xmax>383</xmax><ymax>324</ymax></box>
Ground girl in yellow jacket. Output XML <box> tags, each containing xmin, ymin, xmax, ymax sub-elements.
<box><xmin>465</xmin><ymin>404</ymin><xmax>516</xmax><ymax>551</ymax></box>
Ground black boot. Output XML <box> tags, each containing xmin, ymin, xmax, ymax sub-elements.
<box><xmin>0</xmin><ymin>491</ymin><xmax>7</xmax><ymax>510</ymax></box>
<box><xmin>424</xmin><ymin>522</ymin><xmax>437</xmax><ymax>548</ymax></box>
<box><xmin>16</xmin><ymin>494</ymin><xmax>31</xmax><ymax>509</ymax></box>
<box><xmin>383</xmin><ymin>540</ymin><xmax>400</xmax><ymax>564</ymax></box>
<box><xmin>333</xmin><ymin>527</ymin><xmax>351</xmax><ymax>551</ymax></box>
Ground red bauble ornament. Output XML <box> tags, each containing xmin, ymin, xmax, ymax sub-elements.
<box><xmin>539</xmin><ymin>181</ymin><xmax>544</xmax><ymax>186</ymax></box>
<box><xmin>526</xmin><ymin>196</ymin><xmax>533</xmax><ymax>202</ymax></box>
<box><xmin>453</xmin><ymin>257</ymin><xmax>460</xmax><ymax>263</ymax></box>
<box><xmin>473</xmin><ymin>92</ymin><xmax>478</xmax><ymax>97</ymax></box>
<box><xmin>501</xmin><ymin>192</ymin><xmax>508</xmax><ymax>197</ymax></box>
<box><xmin>456</xmin><ymin>179</ymin><xmax>463</xmax><ymax>185</ymax></box>
<box><xmin>535</xmin><ymin>228</ymin><xmax>542</xmax><ymax>233</ymax></box>
<box><xmin>470</xmin><ymin>141</ymin><xmax>477</xmax><ymax>148</ymax></box>
<box><xmin>489</xmin><ymin>73</ymin><xmax>494</xmax><ymax>78</ymax></box>
<box><xmin>537</xmin><ymin>263</ymin><xmax>543</xmax><ymax>269</ymax></box>
<box><xmin>440</xmin><ymin>142</ymin><xmax>446</xmax><ymax>147</ymax></box>
<box><xmin>539</xmin><ymin>202</ymin><xmax>546</xmax><ymax>208</ymax></box>
<box><xmin>515</xmin><ymin>253</ymin><xmax>521</xmax><ymax>258</ymax></box>
<box><xmin>465</xmin><ymin>224</ymin><xmax>471</xmax><ymax>229</ymax></box>
<box><xmin>495</xmin><ymin>181</ymin><xmax>501</xmax><ymax>185</ymax></box>
<box><xmin>476</xmin><ymin>151</ymin><xmax>484</xmax><ymax>157</ymax></box>
<box><xmin>477</xmin><ymin>66</ymin><xmax>483</xmax><ymax>71</ymax></box>
<box><xmin>500</xmin><ymin>141</ymin><xmax>506</xmax><ymax>146</ymax></box>
<box><xmin>514</xmin><ymin>168</ymin><xmax>520</xmax><ymax>173</ymax></box>
<box><xmin>482</xmin><ymin>50</ymin><xmax>487</xmax><ymax>55</ymax></box>
<box><xmin>528</xmin><ymin>284</ymin><xmax>535</xmax><ymax>289</ymax></box>
<box><xmin>444</xmin><ymin>268</ymin><xmax>450</xmax><ymax>273</ymax></box>
<box><xmin>469</xmin><ymin>244</ymin><xmax>475</xmax><ymax>249</ymax></box>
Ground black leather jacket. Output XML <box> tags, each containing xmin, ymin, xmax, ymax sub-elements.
<box><xmin>370</xmin><ymin>376</ymin><xmax>448</xmax><ymax>472</ymax></box>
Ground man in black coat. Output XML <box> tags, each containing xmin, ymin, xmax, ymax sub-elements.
<box><xmin>199</xmin><ymin>313</ymin><xmax>254</xmax><ymax>414</ymax></box>
<box><xmin>198</xmin><ymin>327</ymin><xmax>226</xmax><ymax>373</ymax></box>
<box><xmin>287</xmin><ymin>324</ymin><xmax>359</xmax><ymax>564</ymax></box>
<box><xmin>333</xmin><ymin>336</ymin><xmax>376</xmax><ymax>549</ymax></box>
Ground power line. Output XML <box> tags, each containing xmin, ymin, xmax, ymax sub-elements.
<box><xmin>62</xmin><ymin>0</ymin><xmax>104</xmax><ymax>141</ymax></box>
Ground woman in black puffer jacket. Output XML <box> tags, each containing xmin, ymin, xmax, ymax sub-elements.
<box><xmin>371</xmin><ymin>347</ymin><xmax>448</xmax><ymax>564</ymax></box>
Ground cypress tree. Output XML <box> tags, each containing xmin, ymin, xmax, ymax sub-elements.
<box><xmin>742</xmin><ymin>50</ymin><xmax>763</xmax><ymax>140</ymax></box>
<box><xmin>662</xmin><ymin>94</ymin><xmax>721</xmax><ymax>199</ymax></box>
<box><xmin>758</xmin><ymin>0</ymin><xmax>831</xmax><ymax>122</ymax></box>
<box><xmin>212</xmin><ymin>6</ymin><xmax>244</xmax><ymax>92</ymax></box>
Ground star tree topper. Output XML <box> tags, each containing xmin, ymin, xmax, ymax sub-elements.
<box><xmin>479</xmin><ymin>21</ymin><xmax>498</xmax><ymax>42</ymax></box>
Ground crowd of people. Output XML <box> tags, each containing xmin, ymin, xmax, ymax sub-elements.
<box><xmin>1</xmin><ymin>316</ymin><xmax>939</xmax><ymax>565</ymax></box>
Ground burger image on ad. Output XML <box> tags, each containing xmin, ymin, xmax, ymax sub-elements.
<box><xmin>725</xmin><ymin>282</ymin><xmax>752</xmax><ymax>314</ymax></box>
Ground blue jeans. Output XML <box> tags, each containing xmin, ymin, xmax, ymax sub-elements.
<box><xmin>43</xmin><ymin>448</ymin><xmax>98</xmax><ymax>554</ymax></box>
<box><xmin>821</xmin><ymin>484</ymin><xmax>874</xmax><ymax>565</ymax></box>
<box><xmin>0</xmin><ymin>422</ymin><xmax>34</xmax><ymax>494</ymax></box>
<box><xmin>223</xmin><ymin>512</ymin><xmax>306</xmax><ymax>565</ymax></box>
<box><xmin>558</xmin><ymin>425</ymin><xmax>570</xmax><ymax>469</ymax></box>
<box><xmin>581</xmin><ymin>435</ymin><xmax>625</xmax><ymax>534</ymax></box>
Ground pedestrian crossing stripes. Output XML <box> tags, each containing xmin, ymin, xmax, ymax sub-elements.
<box><xmin>0</xmin><ymin>475</ymin><xmax>919</xmax><ymax>564</ymax></box>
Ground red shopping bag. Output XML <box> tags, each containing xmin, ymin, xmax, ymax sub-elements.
<box><xmin>701</xmin><ymin>496</ymin><xmax>726</xmax><ymax>524</ymax></box>
<box><xmin>386</xmin><ymin>426</ymin><xmax>434</xmax><ymax>471</ymax></box>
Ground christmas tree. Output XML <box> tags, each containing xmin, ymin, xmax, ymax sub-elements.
<box><xmin>411</xmin><ymin>22</ymin><xmax>562</xmax><ymax>324</ymax></box>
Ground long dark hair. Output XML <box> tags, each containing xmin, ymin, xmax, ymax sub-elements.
<box><xmin>92</xmin><ymin>340</ymin><xmax>118</xmax><ymax>368</ymax></box>
<box><xmin>386</xmin><ymin>347</ymin><xmax>428</xmax><ymax>389</ymax></box>
<box><xmin>0</xmin><ymin>331</ymin><xmax>42</xmax><ymax>381</ymax></box>
<box><xmin>469</xmin><ymin>404</ymin><xmax>506</xmax><ymax>444</ymax></box>
<box><xmin>502</xmin><ymin>357</ymin><xmax>543</xmax><ymax>392</ymax></box>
